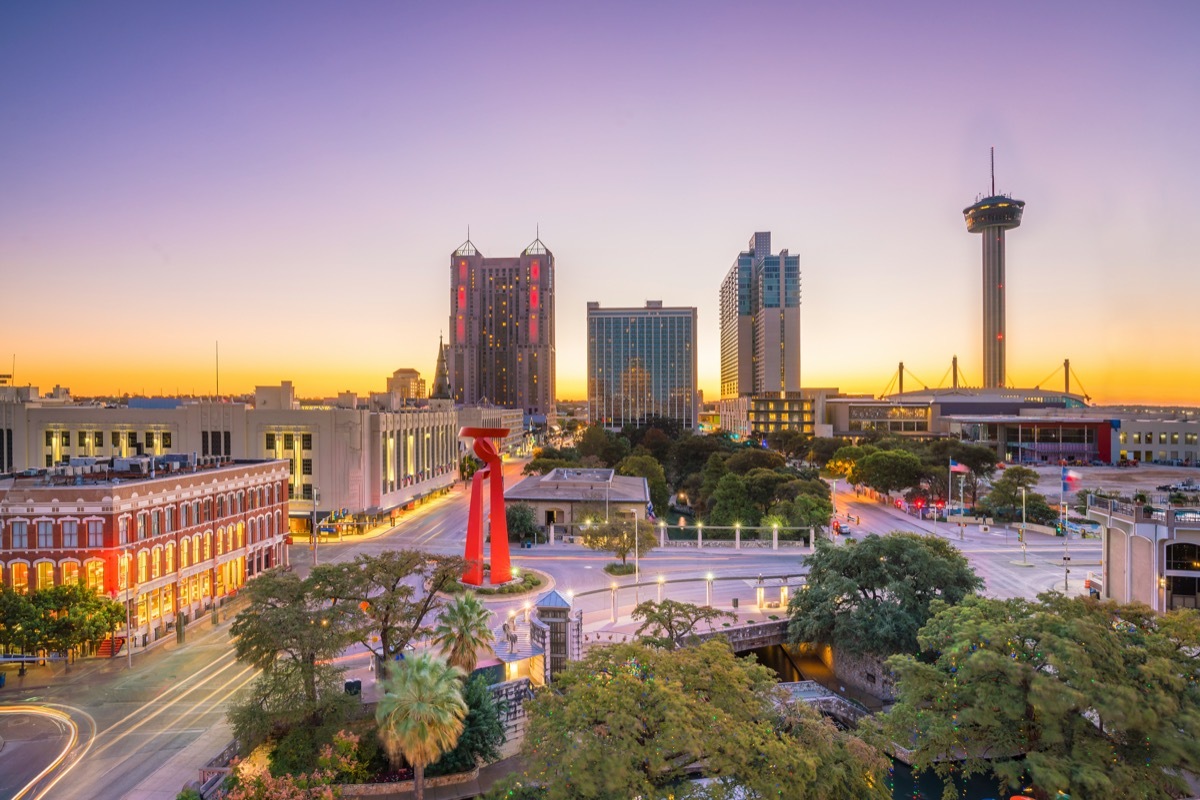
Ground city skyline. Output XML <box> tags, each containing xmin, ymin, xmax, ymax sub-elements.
<box><xmin>3</xmin><ymin>3</ymin><xmax>1198</xmax><ymax>405</ymax></box>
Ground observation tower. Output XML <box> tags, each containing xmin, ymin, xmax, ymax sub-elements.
<box><xmin>963</xmin><ymin>149</ymin><xmax>1024</xmax><ymax>389</ymax></box>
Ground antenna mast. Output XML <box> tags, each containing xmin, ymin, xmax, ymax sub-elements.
<box><xmin>990</xmin><ymin>146</ymin><xmax>995</xmax><ymax>195</ymax></box>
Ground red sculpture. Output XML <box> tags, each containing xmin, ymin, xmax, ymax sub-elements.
<box><xmin>460</xmin><ymin>427</ymin><xmax>512</xmax><ymax>585</ymax></box>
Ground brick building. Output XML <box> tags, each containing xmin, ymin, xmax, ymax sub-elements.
<box><xmin>0</xmin><ymin>455</ymin><xmax>289</xmax><ymax>650</ymax></box>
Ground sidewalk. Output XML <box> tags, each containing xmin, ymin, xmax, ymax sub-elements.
<box><xmin>124</xmin><ymin>721</ymin><xmax>234</xmax><ymax>800</ymax></box>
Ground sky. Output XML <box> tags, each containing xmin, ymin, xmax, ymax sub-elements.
<box><xmin>2</xmin><ymin>1</ymin><xmax>1198</xmax><ymax>405</ymax></box>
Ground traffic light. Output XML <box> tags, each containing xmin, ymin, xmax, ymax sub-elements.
<box><xmin>914</xmin><ymin>498</ymin><xmax>924</xmax><ymax>510</ymax></box>
<box><xmin>935</xmin><ymin>501</ymin><xmax>945</xmax><ymax>510</ymax></box>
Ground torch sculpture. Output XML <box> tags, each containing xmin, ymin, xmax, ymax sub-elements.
<box><xmin>459</xmin><ymin>426</ymin><xmax>512</xmax><ymax>585</ymax></box>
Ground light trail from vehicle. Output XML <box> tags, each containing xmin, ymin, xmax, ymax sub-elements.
<box><xmin>3</xmin><ymin>704</ymin><xmax>79</xmax><ymax>800</ymax></box>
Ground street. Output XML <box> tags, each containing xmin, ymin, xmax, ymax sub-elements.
<box><xmin>3</xmin><ymin>458</ymin><xmax>1100</xmax><ymax>799</ymax></box>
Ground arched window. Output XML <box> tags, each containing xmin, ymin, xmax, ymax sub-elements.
<box><xmin>61</xmin><ymin>561</ymin><xmax>80</xmax><ymax>585</ymax></box>
<box><xmin>85</xmin><ymin>560</ymin><xmax>104</xmax><ymax>592</ymax></box>
<box><xmin>215</xmin><ymin>528</ymin><xmax>224</xmax><ymax>555</ymax></box>
<box><xmin>151</xmin><ymin>547</ymin><xmax>162</xmax><ymax>579</ymax></box>
<box><xmin>192</xmin><ymin>534</ymin><xmax>201</xmax><ymax>564</ymax></box>
<box><xmin>179</xmin><ymin>540</ymin><xmax>189</xmax><ymax>569</ymax></box>
<box><xmin>204</xmin><ymin>532</ymin><xmax>212</xmax><ymax>561</ymax></box>
<box><xmin>36</xmin><ymin>561</ymin><xmax>54</xmax><ymax>590</ymax></box>
<box><xmin>137</xmin><ymin>551</ymin><xmax>149</xmax><ymax>583</ymax></box>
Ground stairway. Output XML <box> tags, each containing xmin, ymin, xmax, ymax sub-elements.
<box><xmin>96</xmin><ymin>637</ymin><xmax>126</xmax><ymax>658</ymax></box>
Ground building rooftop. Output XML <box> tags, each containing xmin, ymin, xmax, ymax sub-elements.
<box><xmin>0</xmin><ymin>456</ymin><xmax>283</xmax><ymax>492</ymax></box>
<box><xmin>505</xmin><ymin>470</ymin><xmax>649</xmax><ymax>504</ymax></box>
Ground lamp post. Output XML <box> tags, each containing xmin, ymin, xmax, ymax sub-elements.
<box><xmin>657</xmin><ymin>574</ymin><xmax>665</xmax><ymax>604</ymax></box>
<box><xmin>705</xmin><ymin>572</ymin><xmax>713</xmax><ymax>607</ymax></box>
<box><xmin>633</xmin><ymin>517</ymin><xmax>639</xmax><ymax>604</ymax></box>
<box><xmin>1020</xmin><ymin>486</ymin><xmax>1027</xmax><ymax>546</ymax></box>
<box><xmin>311</xmin><ymin>486</ymin><xmax>320</xmax><ymax>566</ymax></box>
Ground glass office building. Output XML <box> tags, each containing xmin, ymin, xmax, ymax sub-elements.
<box><xmin>587</xmin><ymin>301</ymin><xmax>698</xmax><ymax>431</ymax></box>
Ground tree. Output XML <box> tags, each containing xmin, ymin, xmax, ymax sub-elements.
<box><xmin>506</xmin><ymin>502</ymin><xmax>540</xmax><ymax>543</ymax></box>
<box><xmin>230</xmin><ymin>570</ymin><xmax>358</xmax><ymax>712</ymax></box>
<box><xmin>310</xmin><ymin>551</ymin><xmax>466</xmax><ymax>665</ymax></box>
<box><xmin>523</xmin><ymin>457</ymin><xmax>577</xmax><ymax>475</ymax></box>
<box><xmin>669</xmin><ymin>433</ymin><xmax>732</xmax><ymax>487</ymax></box>
<box><xmin>376</xmin><ymin>654</ymin><xmax>468</xmax><ymax>800</ymax></box>
<box><xmin>431</xmin><ymin>592</ymin><xmax>495</xmax><ymax>674</ymax></box>
<box><xmin>631</xmin><ymin>599</ymin><xmax>735</xmax><ymax>649</ymax></box>
<box><xmin>725</xmin><ymin>447</ymin><xmax>785</xmax><ymax>475</ymax></box>
<box><xmin>885</xmin><ymin>594</ymin><xmax>1200</xmax><ymax>800</ymax></box>
<box><xmin>427</xmin><ymin>675</ymin><xmax>506</xmax><ymax>776</ymax></box>
<box><xmin>980</xmin><ymin>465</ymin><xmax>1042</xmax><ymax>520</ymax></box>
<box><xmin>696</xmin><ymin>451</ymin><xmax>729</xmax><ymax>512</ymax></box>
<box><xmin>770</xmin><ymin>493</ymin><xmax>833</xmax><ymax>536</ymax></box>
<box><xmin>788</xmin><ymin>533</ymin><xmax>983</xmax><ymax>657</ymax></box>
<box><xmin>638</xmin><ymin>427</ymin><xmax>673</xmax><ymax>466</ymax></box>
<box><xmin>705</xmin><ymin>473</ymin><xmax>761</xmax><ymax>527</ymax></box>
<box><xmin>576</xmin><ymin>425</ymin><xmax>630</xmax><ymax>467</ymax></box>
<box><xmin>852</xmin><ymin>450</ymin><xmax>926</xmax><ymax>496</ymax></box>
<box><xmin>742</xmin><ymin>467</ymin><xmax>793</xmax><ymax>513</ymax></box>
<box><xmin>827</xmin><ymin>444</ymin><xmax>868</xmax><ymax>476</ymax></box>
<box><xmin>615</xmin><ymin>453</ymin><xmax>669</xmax><ymax>518</ymax></box>
<box><xmin>806</xmin><ymin>437</ymin><xmax>846</xmax><ymax>467</ymax></box>
<box><xmin>517</xmin><ymin>640</ymin><xmax>889</xmax><ymax>800</ymax></box>
<box><xmin>578</xmin><ymin>519</ymin><xmax>656</xmax><ymax>565</ymax></box>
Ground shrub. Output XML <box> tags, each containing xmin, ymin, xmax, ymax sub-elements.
<box><xmin>603</xmin><ymin>563</ymin><xmax>637</xmax><ymax>576</ymax></box>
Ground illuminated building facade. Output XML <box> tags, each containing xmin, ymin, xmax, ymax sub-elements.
<box><xmin>587</xmin><ymin>301</ymin><xmax>698</xmax><ymax>431</ymax></box>
<box><xmin>448</xmin><ymin>238</ymin><xmax>556</xmax><ymax>424</ymax></box>
<box><xmin>718</xmin><ymin>232</ymin><xmax>803</xmax><ymax>437</ymax></box>
<box><xmin>0</xmin><ymin>457</ymin><xmax>289</xmax><ymax>651</ymax></box>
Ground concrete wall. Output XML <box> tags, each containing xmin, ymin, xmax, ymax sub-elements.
<box><xmin>1131</xmin><ymin>535</ymin><xmax>1155</xmax><ymax>607</ymax></box>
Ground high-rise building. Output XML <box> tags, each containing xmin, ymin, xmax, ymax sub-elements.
<box><xmin>963</xmin><ymin>153</ymin><xmax>1025</xmax><ymax>389</ymax></box>
<box><xmin>386</xmin><ymin>368</ymin><xmax>426</xmax><ymax>401</ymax></box>
<box><xmin>720</xmin><ymin>232</ymin><xmax>801</xmax><ymax>397</ymax></box>
<box><xmin>718</xmin><ymin>232</ymin><xmax>804</xmax><ymax>438</ymax></box>
<box><xmin>448</xmin><ymin>238</ymin><xmax>556</xmax><ymax>424</ymax></box>
<box><xmin>587</xmin><ymin>301</ymin><xmax>698</xmax><ymax>431</ymax></box>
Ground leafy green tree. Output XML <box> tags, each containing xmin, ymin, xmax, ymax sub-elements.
<box><xmin>431</xmin><ymin>592</ymin><xmax>495</xmax><ymax>674</ymax></box>
<box><xmin>852</xmin><ymin>449</ymin><xmax>925</xmax><ymax>495</ymax></box>
<box><xmin>775</xmin><ymin>477</ymin><xmax>831</xmax><ymax>503</ymax></box>
<box><xmin>696</xmin><ymin>451</ymin><xmax>728</xmax><ymax>512</ymax></box>
<box><xmin>615</xmin><ymin>453</ymin><xmax>669</xmax><ymax>518</ymax></box>
<box><xmin>980</xmin><ymin>465</ymin><xmax>1043</xmax><ymax>520</ymax></box>
<box><xmin>725</xmin><ymin>447</ymin><xmax>785</xmax><ymax>475</ymax></box>
<box><xmin>769</xmin><ymin>493</ymin><xmax>833</xmax><ymax>536</ymax></box>
<box><xmin>886</xmin><ymin>594</ymin><xmax>1200</xmax><ymax>800</ymax></box>
<box><xmin>638</xmin><ymin>427</ymin><xmax>674</xmax><ymax>466</ymax></box>
<box><xmin>579</xmin><ymin>519</ymin><xmax>656</xmax><ymax>565</ymax></box>
<box><xmin>788</xmin><ymin>533</ymin><xmax>983</xmax><ymax>657</ymax></box>
<box><xmin>743</xmin><ymin>467</ymin><xmax>793</xmax><ymax>512</ymax></box>
<box><xmin>576</xmin><ymin>425</ymin><xmax>630</xmax><ymax>467</ymax></box>
<box><xmin>505</xmin><ymin>502</ymin><xmax>540</xmax><ymax>542</ymax></box>
<box><xmin>230</xmin><ymin>570</ymin><xmax>358</xmax><ymax>711</ymax></box>
<box><xmin>310</xmin><ymin>551</ymin><xmax>466</xmax><ymax>665</ymax></box>
<box><xmin>517</xmin><ymin>640</ymin><xmax>889</xmax><ymax>800</ymax></box>
<box><xmin>827</xmin><ymin>444</ymin><xmax>869</xmax><ymax>476</ymax></box>
<box><xmin>806</xmin><ymin>437</ymin><xmax>846</xmax><ymax>467</ymax></box>
<box><xmin>705</xmin><ymin>472</ymin><xmax>761</xmax><ymax>527</ymax></box>
<box><xmin>427</xmin><ymin>675</ymin><xmax>506</xmax><ymax>776</ymax></box>
<box><xmin>631</xmin><ymin>599</ymin><xmax>735</xmax><ymax>649</ymax></box>
<box><xmin>669</xmin><ymin>433</ymin><xmax>732</xmax><ymax>487</ymax></box>
<box><xmin>376</xmin><ymin>654</ymin><xmax>468</xmax><ymax>800</ymax></box>
<box><xmin>522</xmin><ymin>457</ymin><xmax>577</xmax><ymax>475</ymax></box>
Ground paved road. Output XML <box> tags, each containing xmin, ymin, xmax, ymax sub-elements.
<box><xmin>10</xmin><ymin>458</ymin><xmax>1102</xmax><ymax>797</ymax></box>
<box><xmin>0</xmin><ymin>707</ymin><xmax>74</xmax><ymax>800</ymax></box>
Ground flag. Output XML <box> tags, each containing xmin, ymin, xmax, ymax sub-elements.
<box><xmin>646</xmin><ymin>501</ymin><xmax>656</xmax><ymax>521</ymax></box>
<box><xmin>1062</xmin><ymin>467</ymin><xmax>1082</xmax><ymax>492</ymax></box>
<box><xmin>949</xmin><ymin>459</ymin><xmax>970</xmax><ymax>474</ymax></box>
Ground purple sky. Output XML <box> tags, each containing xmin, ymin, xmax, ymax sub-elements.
<box><xmin>2</xmin><ymin>2</ymin><xmax>1197</xmax><ymax>403</ymax></box>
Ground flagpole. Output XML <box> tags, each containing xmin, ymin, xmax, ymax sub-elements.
<box><xmin>1061</xmin><ymin>467</ymin><xmax>1070</xmax><ymax>591</ymax></box>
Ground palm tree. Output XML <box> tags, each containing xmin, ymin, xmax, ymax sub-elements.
<box><xmin>376</xmin><ymin>653</ymin><xmax>468</xmax><ymax>800</ymax></box>
<box><xmin>430</xmin><ymin>591</ymin><xmax>495</xmax><ymax>674</ymax></box>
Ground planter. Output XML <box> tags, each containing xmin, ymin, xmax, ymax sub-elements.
<box><xmin>339</xmin><ymin>766</ymin><xmax>479</xmax><ymax>797</ymax></box>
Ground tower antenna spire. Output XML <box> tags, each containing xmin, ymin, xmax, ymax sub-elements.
<box><xmin>990</xmin><ymin>146</ymin><xmax>995</xmax><ymax>196</ymax></box>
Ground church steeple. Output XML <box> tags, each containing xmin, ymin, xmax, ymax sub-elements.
<box><xmin>431</xmin><ymin>335</ymin><xmax>452</xmax><ymax>400</ymax></box>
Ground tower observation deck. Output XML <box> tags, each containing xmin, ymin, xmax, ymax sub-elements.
<box><xmin>963</xmin><ymin>159</ymin><xmax>1024</xmax><ymax>389</ymax></box>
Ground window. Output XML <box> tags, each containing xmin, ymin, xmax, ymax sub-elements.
<box><xmin>45</xmin><ymin>430</ymin><xmax>54</xmax><ymax>446</ymax></box>
<box><xmin>145</xmin><ymin>432</ymin><xmax>155</xmax><ymax>448</ymax></box>
<box><xmin>266</xmin><ymin>432</ymin><xmax>276</xmax><ymax>450</ymax></box>
<box><xmin>12</xmin><ymin>563</ymin><xmax>29</xmax><ymax>593</ymax></box>
<box><xmin>216</xmin><ymin>529</ymin><xmax>224</xmax><ymax>555</ymax></box>
<box><xmin>1160</xmin><ymin>433</ymin><xmax>1168</xmax><ymax>444</ymax></box>
<box><xmin>204</xmin><ymin>533</ymin><xmax>212</xmax><ymax>560</ymax></box>
<box><xmin>152</xmin><ymin>548</ymin><xmax>161</xmax><ymax>579</ymax></box>
<box><xmin>38</xmin><ymin>521</ymin><xmax>54</xmax><ymax>548</ymax></box>
<box><xmin>284</xmin><ymin>433</ymin><xmax>295</xmax><ymax>450</ymax></box>
<box><xmin>164</xmin><ymin>508</ymin><xmax>174</xmax><ymax>533</ymax></box>
<box><xmin>137</xmin><ymin>514</ymin><xmax>146</xmax><ymax>539</ymax></box>
<box><xmin>202</xmin><ymin>431</ymin><xmax>210</xmax><ymax>456</ymax></box>
<box><xmin>179</xmin><ymin>540</ymin><xmax>189</xmax><ymax>569</ymax></box>
<box><xmin>302</xmin><ymin>433</ymin><xmax>312</xmax><ymax>450</ymax></box>
<box><xmin>37</xmin><ymin>561</ymin><xmax>54</xmax><ymax>589</ymax></box>
<box><xmin>62</xmin><ymin>431</ymin><xmax>70</xmax><ymax>446</ymax></box>
<box><xmin>302</xmin><ymin>484</ymin><xmax>313</xmax><ymax>500</ymax></box>
<box><xmin>86</xmin><ymin>561</ymin><xmax>104</xmax><ymax>592</ymax></box>
<box><xmin>193</xmin><ymin>535</ymin><xmax>201</xmax><ymax>564</ymax></box>
<box><xmin>127</xmin><ymin>431</ymin><xmax>137</xmax><ymax>446</ymax></box>
<box><xmin>137</xmin><ymin>551</ymin><xmax>148</xmax><ymax>583</ymax></box>
<box><xmin>63</xmin><ymin>521</ymin><xmax>79</xmax><ymax>548</ymax></box>
<box><xmin>302</xmin><ymin>458</ymin><xmax>313</xmax><ymax>475</ymax></box>
<box><xmin>94</xmin><ymin>432</ymin><xmax>103</xmax><ymax>447</ymax></box>
<box><xmin>166</xmin><ymin>543</ymin><xmax>175</xmax><ymax>573</ymax></box>
<box><xmin>62</xmin><ymin>562</ymin><xmax>79</xmax><ymax>584</ymax></box>
<box><xmin>78</xmin><ymin>431</ymin><xmax>88</xmax><ymax>447</ymax></box>
<box><xmin>217</xmin><ymin>496</ymin><xmax>225</xmax><ymax>518</ymax></box>
<box><xmin>224</xmin><ymin>431</ymin><xmax>231</xmax><ymax>455</ymax></box>
<box><xmin>118</xmin><ymin>517</ymin><xmax>129</xmax><ymax>545</ymax></box>
<box><xmin>112</xmin><ymin>431</ymin><xmax>121</xmax><ymax>447</ymax></box>
<box><xmin>162</xmin><ymin>432</ymin><xmax>172</xmax><ymax>448</ymax></box>
<box><xmin>152</xmin><ymin>511</ymin><xmax>160</xmax><ymax>537</ymax></box>
<box><xmin>12</xmin><ymin>521</ymin><xmax>28</xmax><ymax>548</ymax></box>
<box><xmin>88</xmin><ymin>520</ymin><xmax>104</xmax><ymax>547</ymax></box>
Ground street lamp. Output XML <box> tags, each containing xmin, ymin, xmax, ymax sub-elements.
<box><xmin>657</xmin><ymin>574</ymin><xmax>665</xmax><ymax>604</ymax></box>
<box><xmin>705</xmin><ymin>572</ymin><xmax>714</xmax><ymax>607</ymax></box>
<box><xmin>311</xmin><ymin>486</ymin><xmax>321</xmax><ymax>566</ymax></box>
<box><xmin>123</xmin><ymin>542</ymin><xmax>133</xmax><ymax>669</ymax></box>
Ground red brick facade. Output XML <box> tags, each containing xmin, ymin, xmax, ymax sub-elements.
<box><xmin>1</xmin><ymin>458</ymin><xmax>290</xmax><ymax>645</ymax></box>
